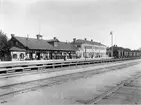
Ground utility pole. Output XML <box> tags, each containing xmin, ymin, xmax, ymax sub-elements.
<box><xmin>110</xmin><ymin>31</ymin><xmax>113</xmax><ymax>58</ymax></box>
<box><xmin>1</xmin><ymin>0</ymin><xmax>4</xmax><ymax>30</ymax></box>
<box><xmin>39</xmin><ymin>23</ymin><xmax>41</xmax><ymax>35</ymax></box>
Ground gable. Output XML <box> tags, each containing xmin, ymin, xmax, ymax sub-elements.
<box><xmin>9</xmin><ymin>37</ymin><xmax>26</xmax><ymax>49</ymax></box>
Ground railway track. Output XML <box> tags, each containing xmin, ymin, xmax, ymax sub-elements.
<box><xmin>76</xmin><ymin>71</ymin><xmax>141</xmax><ymax>104</ymax></box>
<box><xmin>0</xmin><ymin>61</ymin><xmax>140</xmax><ymax>101</ymax></box>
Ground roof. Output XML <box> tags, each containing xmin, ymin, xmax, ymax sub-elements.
<box><xmin>10</xmin><ymin>47</ymin><xmax>26</xmax><ymax>51</ymax></box>
<box><xmin>47</xmin><ymin>38</ymin><xmax>78</xmax><ymax>51</ymax></box>
<box><xmin>13</xmin><ymin>36</ymin><xmax>78</xmax><ymax>51</ymax></box>
<box><xmin>47</xmin><ymin>39</ymin><xmax>59</xmax><ymax>42</ymax></box>
<box><xmin>14</xmin><ymin>36</ymin><xmax>55</xmax><ymax>50</ymax></box>
<box><xmin>73</xmin><ymin>39</ymin><xmax>106</xmax><ymax>47</ymax></box>
<box><xmin>107</xmin><ymin>46</ymin><xmax>131</xmax><ymax>51</ymax></box>
<box><xmin>54</xmin><ymin>42</ymin><xmax>78</xmax><ymax>51</ymax></box>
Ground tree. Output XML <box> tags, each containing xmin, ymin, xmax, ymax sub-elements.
<box><xmin>0</xmin><ymin>30</ymin><xmax>10</xmax><ymax>61</ymax></box>
<box><xmin>138</xmin><ymin>48</ymin><xmax>141</xmax><ymax>51</ymax></box>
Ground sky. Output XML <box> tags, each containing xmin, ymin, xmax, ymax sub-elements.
<box><xmin>0</xmin><ymin>0</ymin><xmax>141</xmax><ymax>50</ymax></box>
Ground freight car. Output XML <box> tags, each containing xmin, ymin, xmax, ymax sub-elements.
<box><xmin>107</xmin><ymin>45</ymin><xmax>141</xmax><ymax>58</ymax></box>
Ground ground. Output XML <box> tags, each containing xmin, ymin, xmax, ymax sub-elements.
<box><xmin>0</xmin><ymin>59</ymin><xmax>141</xmax><ymax>105</ymax></box>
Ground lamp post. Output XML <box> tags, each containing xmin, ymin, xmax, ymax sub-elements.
<box><xmin>99</xmin><ymin>44</ymin><xmax>100</xmax><ymax>58</ymax></box>
<box><xmin>26</xmin><ymin>34</ymin><xmax>29</xmax><ymax>60</ymax></box>
<box><xmin>85</xmin><ymin>46</ymin><xmax>86</xmax><ymax>60</ymax></box>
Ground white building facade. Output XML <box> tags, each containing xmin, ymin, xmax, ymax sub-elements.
<box><xmin>72</xmin><ymin>38</ymin><xmax>107</xmax><ymax>59</ymax></box>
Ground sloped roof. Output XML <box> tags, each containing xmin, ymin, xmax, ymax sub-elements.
<box><xmin>54</xmin><ymin>42</ymin><xmax>78</xmax><ymax>51</ymax></box>
<box><xmin>14</xmin><ymin>36</ymin><xmax>78</xmax><ymax>51</ymax></box>
<box><xmin>47</xmin><ymin>39</ymin><xmax>59</xmax><ymax>42</ymax></box>
<box><xmin>73</xmin><ymin>39</ymin><xmax>106</xmax><ymax>47</ymax></box>
<box><xmin>107</xmin><ymin>46</ymin><xmax>131</xmax><ymax>51</ymax></box>
<box><xmin>10</xmin><ymin>47</ymin><xmax>26</xmax><ymax>51</ymax></box>
<box><xmin>14</xmin><ymin>36</ymin><xmax>54</xmax><ymax>50</ymax></box>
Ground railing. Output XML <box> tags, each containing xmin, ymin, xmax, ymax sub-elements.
<box><xmin>0</xmin><ymin>57</ymin><xmax>140</xmax><ymax>76</ymax></box>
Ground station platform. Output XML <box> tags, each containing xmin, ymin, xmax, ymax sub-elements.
<box><xmin>0</xmin><ymin>57</ymin><xmax>112</xmax><ymax>69</ymax></box>
<box><xmin>0</xmin><ymin>59</ymin><xmax>135</xmax><ymax>88</ymax></box>
<box><xmin>0</xmin><ymin>57</ymin><xmax>112</xmax><ymax>65</ymax></box>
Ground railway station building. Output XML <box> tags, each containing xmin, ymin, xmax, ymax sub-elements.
<box><xmin>71</xmin><ymin>38</ymin><xmax>107</xmax><ymax>59</ymax></box>
<box><xmin>46</xmin><ymin>37</ymin><xmax>78</xmax><ymax>59</ymax></box>
<box><xmin>9</xmin><ymin>34</ymin><xmax>78</xmax><ymax>61</ymax></box>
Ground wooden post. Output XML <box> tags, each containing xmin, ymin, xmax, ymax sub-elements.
<box><xmin>85</xmin><ymin>46</ymin><xmax>86</xmax><ymax>61</ymax></box>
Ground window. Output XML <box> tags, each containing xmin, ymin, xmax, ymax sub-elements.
<box><xmin>77</xmin><ymin>45</ymin><xmax>81</xmax><ymax>48</ymax></box>
<box><xmin>54</xmin><ymin>42</ymin><xmax>58</xmax><ymax>47</ymax></box>
<box><xmin>16</xmin><ymin>42</ymin><xmax>18</xmax><ymax>45</ymax></box>
<box><xmin>20</xmin><ymin>53</ymin><xmax>24</xmax><ymax>59</ymax></box>
<box><xmin>84</xmin><ymin>46</ymin><xmax>92</xmax><ymax>49</ymax></box>
<box><xmin>13</xmin><ymin>54</ymin><xmax>17</xmax><ymax>59</ymax></box>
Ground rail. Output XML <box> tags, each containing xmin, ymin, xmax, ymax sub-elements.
<box><xmin>88</xmin><ymin>71</ymin><xmax>141</xmax><ymax>104</ymax></box>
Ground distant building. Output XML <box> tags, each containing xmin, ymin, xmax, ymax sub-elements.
<box><xmin>106</xmin><ymin>45</ymin><xmax>141</xmax><ymax>58</ymax></box>
<box><xmin>9</xmin><ymin>34</ymin><xmax>77</xmax><ymax>61</ymax></box>
<box><xmin>71</xmin><ymin>38</ymin><xmax>107</xmax><ymax>59</ymax></box>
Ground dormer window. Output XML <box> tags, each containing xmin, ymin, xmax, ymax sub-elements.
<box><xmin>36</xmin><ymin>34</ymin><xmax>43</xmax><ymax>40</ymax></box>
<box><xmin>47</xmin><ymin>37</ymin><xmax>59</xmax><ymax>47</ymax></box>
<box><xmin>54</xmin><ymin>42</ymin><xmax>58</xmax><ymax>47</ymax></box>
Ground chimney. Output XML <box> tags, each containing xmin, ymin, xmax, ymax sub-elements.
<box><xmin>36</xmin><ymin>34</ymin><xmax>42</xmax><ymax>40</ymax></box>
<box><xmin>91</xmin><ymin>39</ymin><xmax>93</xmax><ymax>42</ymax></box>
<box><xmin>54</xmin><ymin>37</ymin><xmax>57</xmax><ymax>40</ymax></box>
<box><xmin>11</xmin><ymin>34</ymin><xmax>15</xmax><ymax>37</ymax></box>
<box><xmin>84</xmin><ymin>38</ymin><xmax>87</xmax><ymax>41</ymax></box>
<box><xmin>66</xmin><ymin>40</ymin><xmax>67</xmax><ymax>44</ymax></box>
<box><xmin>73</xmin><ymin>38</ymin><xmax>76</xmax><ymax>43</ymax></box>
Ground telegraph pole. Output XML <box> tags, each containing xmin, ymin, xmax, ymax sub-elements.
<box><xmin>1</xmin><ymin>0</ymin><xmax>4</xmax><ymax>30</ymax></box>
<box><xmin>39</xmin><ymin>23</ymin><xmax>41</xmax><ymax>35</ymax></box>
<box><xmin>110</xmin><ymin>31</ymin><xmax>113</xmax><ymax>58</ymax></box>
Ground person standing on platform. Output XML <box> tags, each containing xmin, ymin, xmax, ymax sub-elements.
<box><xmin>64</xmin><ymin>53</ymin><xmax>66</xmax><ymax>61</ymax></box>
